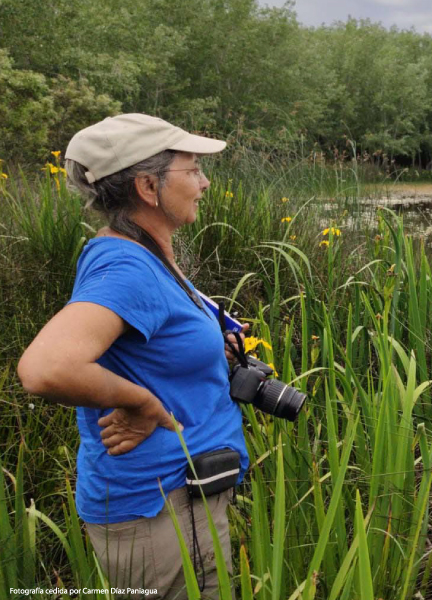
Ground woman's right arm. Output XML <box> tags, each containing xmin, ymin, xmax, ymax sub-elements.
<box><xmin>18</xmin><ymin>302</ymin><xmax>179</xmax><ymax>455</ymax></box>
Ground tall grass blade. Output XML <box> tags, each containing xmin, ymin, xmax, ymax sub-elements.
<box><xmin>399</xmin><ymin>424</ymin><xmax>432</xmax><ymax>600</ymax></box>
<box><xmin>302</xmin><ymin>415</ymin><xmax>359</xmax><ymax>600</ymax></box>
<box><xmin>251</xmin><ymin>473</ymin><xmax>271</xmax><ymax>600</ymax></box>
<box><xmin>14</xmin><ymin>443</ymin><xmax>34</xmax><ymax>588</ymax></box>
<box><xmin>355</xmin><ymin>490</ymin><xmax>374</xmax><ymax>600</ymax></box>
<box><xmin>325</xmin><ymin>380</ymin><xmax>348</xmax><ymax>561</ymax></box>
<box><xmin>240</xmin><ymin>545</ymin><xmax>253</xmax><ymax>600</ymax></box>
<box><xmin>170</xmin><ymin>417</ymin><xmax>233</xmax><ymax>600</ymax></box>
<box><xmin>65</xmin><ymin>478</ymin><xmax>93</xmax><ymax>588</ymax></box>
<box><xmin>328</xmin><ymin>507</ymin><xmax>373</xmax><ymax>600</ymax></box>
<box><xmin>271</xmin><ymin>435</ymin><xmax>285</xmax><ymax>600</ymax></box>
<box><xmin>158</xmin><ymin>484</ymin><xmax>201</xmax><ymax>600</ymax></box>
<box><xmin>0</xmin><ymin>458</ymin><xmax>17</xmax><ymax>592</ymax></box>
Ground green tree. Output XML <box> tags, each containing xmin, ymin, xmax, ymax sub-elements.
<box><xmin>0</xmin><ymin>50</ymin><xmax>55</xmax><ymax>162</ymax></box>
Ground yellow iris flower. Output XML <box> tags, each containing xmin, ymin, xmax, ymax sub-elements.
<box><xmin>244</xmin><ymin>337</ymin><xmax>272</xmax><ymax>353</ymax></box>
<box><xmin>322</xmin><ymin>227</ymin><xmax>341</xmax><ymax>236</ymax></box>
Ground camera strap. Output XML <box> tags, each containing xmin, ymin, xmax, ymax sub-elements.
<box><xmin>218</xmin><ymin>302</ymin><xmax>249</xmax><ymax>368</ymax></box>
<box><xmin>110</xmin><ymin>220</ymin><xmax>210</xmax><ymax>316</ymax></box>
<box><xmin>186</xmin><ymin>448</ymin><xmax>240</xmax><ymax>592</ymax></box>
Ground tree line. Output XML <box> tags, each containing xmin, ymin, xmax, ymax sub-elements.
<box><xmin>1</xmin><ymin>0</ymin><xmax>432</xmax><ymax>168</ymax></box>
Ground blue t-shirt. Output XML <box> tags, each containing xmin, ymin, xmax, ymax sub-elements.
<box><xmin>68</xmin><ymin>237</ymin><xmax>248</xmax><ymax>524</ymax></box>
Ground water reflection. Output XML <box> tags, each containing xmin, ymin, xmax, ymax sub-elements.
<box><xmin>316</xmin><ymin>186</ymin><xmax>432</xmax><ymax>238</ymax></box>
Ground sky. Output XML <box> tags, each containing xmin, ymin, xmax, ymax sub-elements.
<box><xmin>258</xmin><ymin>0</ymin><xmax>432</xmax><ymax>34</ymax></box>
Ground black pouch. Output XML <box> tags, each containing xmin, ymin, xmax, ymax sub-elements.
<box><xmin>186</xmin><ymin>448</ymin><xmax>240</xmax><ymax>498</ymax></box>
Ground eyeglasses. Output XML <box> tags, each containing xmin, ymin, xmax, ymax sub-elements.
<box><xmin>167</xmin><ymin>166</ymin><xmax>205</xmax><ymax>179</ymax></box>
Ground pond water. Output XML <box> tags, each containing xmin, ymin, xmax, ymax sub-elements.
<box><xmin>318</xmin><ymin>183</ymin><xmax>432</xmax><ymax>239</ymax></box>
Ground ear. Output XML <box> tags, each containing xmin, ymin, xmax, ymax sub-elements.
<box><xmin>134</xmin><ymin>174</ymin><xmax>159</xmax><ymax>208</ymax></box>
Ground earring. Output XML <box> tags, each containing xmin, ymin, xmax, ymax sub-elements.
<box><xmin>155</xmin><ymin>199</ymin><xmax>159</xmax><ymax>207</ymax></box>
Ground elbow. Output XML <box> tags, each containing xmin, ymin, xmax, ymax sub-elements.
<box><xmin>17</xmin><ymin>352</ymin><xmax>63</xmax><ymax>398</ymax></box>
<box><xmin>17</xmin><ymin>356</ymin><xmax>47</xmax><ymax>396</ymax></box>
<box><xmin>18</xmin><ymin>375</ymin><xmax>46</xmax><ymax>397</ymax></box>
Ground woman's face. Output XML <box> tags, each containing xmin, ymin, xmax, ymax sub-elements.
<box><xmin>158</xmin><ymin>152</ymin><xmax>210</xmax><ymax>229</ymax></box>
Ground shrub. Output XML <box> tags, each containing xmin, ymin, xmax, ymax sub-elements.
<box><xmin>0</xmin><ymin>50</ymin><xmax>55</xmax><ymax>163</ymax></box>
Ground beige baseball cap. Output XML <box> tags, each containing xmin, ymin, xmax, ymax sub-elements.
<box><xmin>65</xmin><ymin>113</ymin><xmax>227</xmax><ymax>183</ymax></box>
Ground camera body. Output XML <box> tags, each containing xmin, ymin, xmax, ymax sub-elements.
<box><xmin>230</xmin><ymin>355</ymin><xmax>306</xmax><ymax>421</ymax></box>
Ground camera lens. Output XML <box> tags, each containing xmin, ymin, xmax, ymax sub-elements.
<box><xmin>257</xmin><ymin>379</ymin><xmax>306</xmax><ymax>421</ymax></box>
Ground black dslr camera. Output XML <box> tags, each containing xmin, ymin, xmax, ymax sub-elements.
<box><xmin>213</xmin><ymin>300</ymin><xmax>306</xmax><ymax>421</ymax></box>
<box><xmin>221</xmin><ymin>321</ymin><xmax>306</xmax><ymax>421</ymax></box>
<box><xmin>229</xmin><ymin>353</ymin><xmax>306</xmax><ymax>421</ymax></box>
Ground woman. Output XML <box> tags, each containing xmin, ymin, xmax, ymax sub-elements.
<box><xmin>18</xmin><ymin>114</ymin><xmax>249</xmax><ymax>599</ymax></box>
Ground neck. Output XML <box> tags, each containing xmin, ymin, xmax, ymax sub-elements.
<box><xmin>137</xmin><ymin>221</ymin><xmax>175</xmax><ymax>263</ymax></box>
<box><xmin>117</xmin><ymin>214</ymin><xmax>176</xmax><ymax>265</ymax></box>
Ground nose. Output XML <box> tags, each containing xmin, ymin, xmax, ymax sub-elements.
<box><xmin>200</xmin><ymin>172</ymin><xmax>210</xmax><ymax>190</ymax></box>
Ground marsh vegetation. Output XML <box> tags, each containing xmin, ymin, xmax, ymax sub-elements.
<box><xmin>2</xmin><ymin>0</ymin><xmax>432</xmax><ymax>597</ymax></box>
<box><xmin>2</xmin><ymin>153</ymin><xmax>432</xmax><ymax>599</ymax></box>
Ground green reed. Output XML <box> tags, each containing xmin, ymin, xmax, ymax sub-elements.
<box><xmin>1</xmin><ymin>162</ymin><xmax>432</xmax><ymax>598</ymax></box>
<box><xmin>0</xmin><ymin>446</ymin><xmax>113</xmax><ymax>600</ymax></box>
<box><xmin>227</xmin><ymin>301</ymin><xmax>432</xmax><ymax>599</ymax></box>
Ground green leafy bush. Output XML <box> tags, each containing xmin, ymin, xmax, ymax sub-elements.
<box><xmin>0</xmin><ymin>50</ymin><xmax>55</xmax><ymax>163</ymax></box>
<box><xmin>0</xmin><ymin>50</ymin><xmax>121</xmax><ymax>163</ymax></box>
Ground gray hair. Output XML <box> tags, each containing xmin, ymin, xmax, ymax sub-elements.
<box><xmin>65</xmin><ymin>150</ymin><xmax>176</xmax><ymax>237</ymax></box>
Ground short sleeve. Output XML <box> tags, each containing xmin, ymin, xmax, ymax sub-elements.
<box><xmin>68</xmin><ymin>245</ymin><xmax>171</xmax><ymax>340</ymax></box>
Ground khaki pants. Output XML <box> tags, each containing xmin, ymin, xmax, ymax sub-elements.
<box><xmin>86</xmin><ymin>487</ymin><xmax>235</xmax><ymax>600</ymax></box>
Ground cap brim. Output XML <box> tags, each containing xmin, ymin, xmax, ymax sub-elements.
<box><xmin>168</xmin><ymin>133</ymin><xmax>226</xmax><ymax>154</ymax></box>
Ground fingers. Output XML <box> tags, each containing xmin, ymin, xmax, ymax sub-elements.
<box><xmin>101</xmin><ymin>432</ymin><xmax>134</xmax><ymax>449</ymax></box>
<box><xmin>225</xmin><ymin>332</ymin><xmax>244</xmax><ymax>351</ymax></box>
<box><xmin>159</xmin><ymin>411</ymin><xmax>184</xmax><ymax>432</ymax></box>
<box><xmin>97</xmin><ymin>413</ymin><xmax>113</xmax><ymax>428</ymax></box>
<box><xmin>225</xmin><ymin>335</ymin><xmax>241</xmax><ymax>362</ymax></box>
<box><xmin>225</xmin><ymin>323</ymin><xmax>251</xmax><ymax>362</ymax></box>
<box><xmin>226</xmin><ymin>323</ymin><xmax>250</xmax><ymax>344</ymax></box>
<box><xmin>98</xmin><ymin>405</ymin><xmax>184</xmax><ymax>458</ymax></box>
<box><xmin>107</xmin><ymin>439</ymin><xmax>139</xmax><ymax>456</ymax></box>
<box><xmin>100</xmin><ymin>424</ymin><xmax>121</xmax><ymax>439</ymax></box>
